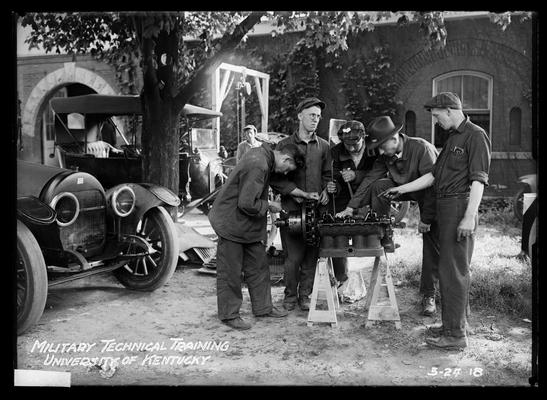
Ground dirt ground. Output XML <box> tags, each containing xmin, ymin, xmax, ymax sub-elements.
<box><xmin>15</xmin><ymin>210</ymin><xmax>533</xmax><ymax>386</ymax></box>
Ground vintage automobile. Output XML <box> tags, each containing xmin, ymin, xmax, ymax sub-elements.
<box><xmin>16</xmin><ymin>160</ymin><xmax>180</xmax><ymax>335</ymax></box>
<box><xmin>49</xmin><ymin>94</ymin><xmax>223</xmax><ymax>205</ymax></box>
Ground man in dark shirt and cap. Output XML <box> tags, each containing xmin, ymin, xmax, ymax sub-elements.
<box><xmin>335</xmin><ymin>116</ymin><xmax>440</xmax><ymax>316</ymax></box>
<box><xmin>208</xmin><ymin>142</ymin><xmax>313</xmax><ymax>330</ymax></box>
<box><xmin>380</xmin><ymin>92</ymin><xmax>491</xmax><ymax>349</ymax></box>
<box><xmin>325</xmin><ymin>120</ymin><xmax>377</xmax><ymax>299</ymax></box>
<box><xmin>270</xmin><ymin>97</ymin><xmax>332</xmax><ymax>312</ymax></box>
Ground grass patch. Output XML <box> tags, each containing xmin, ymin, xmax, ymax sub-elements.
<box><xmin>390</xmin><ymin>201</ymin><xmax>531</xmax><ymax>317</ymax></box>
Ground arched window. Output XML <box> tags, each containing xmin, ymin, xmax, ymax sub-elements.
<box><xmin>432</xmin><ymin>71</ymin><xmax>493</xmax><ymax>148</ymax></box>
<box><xmin>404</xmin><ymin>110</ymin><xmax>416</xmax><ymax>137</ymax></box>
<box><xmin>509</xmin><ymin>107</ymin><xmax>522</xmax><ymax>146</ymax></box>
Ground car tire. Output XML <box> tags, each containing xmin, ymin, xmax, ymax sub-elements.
<box><xmin>391</xmin><ymin>200</ymin><xmax>410</xmax><ymax>224</ymax></box>
<box><xmin>17</xmin><ymin>220</ymin><xmax>48</xmax><ymax>335</ymax></box>
<box><xmin>114</xmin><ymin>206</ymin><xmax>179</xmax><ymax>291</ymax></box>
<box><xmin>513</xmin><ymin>184</ymin><xmax>531</xmax><ymax>222</ymax></box>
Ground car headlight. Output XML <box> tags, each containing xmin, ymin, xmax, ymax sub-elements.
<box><xmin>111</xmin><ymin>186</ymin><xmax>136</xmax><ymax>217</ymax></box>
<box><xmin>50</xmin><ymin>192</ymin><xmax>80</xmax><ymax>227</ymax></box>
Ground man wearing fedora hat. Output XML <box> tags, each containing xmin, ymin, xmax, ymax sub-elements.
<box><xmin>335</xmin><ymin>115</ymin><xmax>440</xmax><ymax>316</ymax></box>
<box><xmin>270</xmin><ymin>96</ymin><xmax>332</xmax><ymax>311</ymax></box>
<box><xmin>379</xmin><ymin>92</ymin><xmax>491</xmax><ymax>350</ymax></box>
<box><xmin>326</xmin><ymin>120</ymin><xmax>378</xmax><ymax>298</ymax></box>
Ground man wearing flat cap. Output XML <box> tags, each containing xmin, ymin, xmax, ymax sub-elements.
<box><xmin>236</xmin><ymin>124</ymin><xmax>262</xmax><ymax>163</ymax></box>
<box><xmin>325</xmin><ymin>120</ymin><xmax>377</xmax><ymax>298</ymax></box>
<box><xmin>335</xmin><ymin>115</ymin><xmax>441</xmax><ymax>316</ymax></box>
<box><xmin>270</xmin><ymin>97</ymin><xmax>332</xmax><ymax>311</ymax></box>
<box><xmin>380</xmin><ymin>92</ymin><xmax>491</xmax><ymax>350</ymax></box>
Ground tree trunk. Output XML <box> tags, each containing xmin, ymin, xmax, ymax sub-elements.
<box><xmin>141</xmin><ymin>24</ymin><xmax>181</xmax><ymax>219</ymax></box>
<box><xmin>140</xmin><ymin>12</ymin><xmax>264</xmax><ymax>218</ymax></box>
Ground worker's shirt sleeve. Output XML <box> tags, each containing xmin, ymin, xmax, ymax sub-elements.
<box><xmin>237</xmin><ymin>168</ymin><xmax>269</xmax><ymax>217</ymax></box>
<box><xmin>347</xmin><ymin>158</ymin><xmax>388</xmax><ymax>209</ymax></box>
<box><xmin>467</xmin><ymin>131</ymin><xmax>491</xmax><ymax>186</ymax></box>
<box><xmin>418</xmin><ymin>144</ymin><xmax>437</xmax><ymax>176</ymax></box>
<box><xmin>321</xmin><ymin>142</ymin><xmax>333</xmax><ymax>190</ymax></box>
<box><xmin>269</xmin><ymin>173</ymin><xmax>298</xmax><ymax>195</ymax></box>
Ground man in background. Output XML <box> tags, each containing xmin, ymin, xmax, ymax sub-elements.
<box><xmin>236</xmin><ymin>124</ymin><xmax>262</xmax><ymax>163</ymax></box>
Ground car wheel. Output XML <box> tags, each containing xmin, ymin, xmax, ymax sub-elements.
<box><xmin>17</xmin><ymin>220</ymin><xmax>48</xmax><ymax>335</ymax></box>
<box><xmin>513</xmin><ymin>184</ymin><xmax>531</xmax><ymax>222</ymax></box>
<box><xmin>114</xmin><ymin>206</ymin><xmax>179</xmax><ymax>291</ymax></box>
<box><xmin>390</xmin><ymin>201</ymin><xmax>410</xmax><ymax>224</ymax></box>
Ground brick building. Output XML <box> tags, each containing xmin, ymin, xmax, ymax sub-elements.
<box><xmin>16</xmin><ymin>12</ymin><xmax>536</xmax><ymax>196</ymax></box>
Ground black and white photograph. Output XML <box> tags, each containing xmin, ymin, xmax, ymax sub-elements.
<box><xmin>13</xmin><ymin>10</ymin><xmax>538</xmax><ymax>387</ymax></box>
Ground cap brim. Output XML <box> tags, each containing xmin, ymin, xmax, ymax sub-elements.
<box><xmin>367</xmin><ymin>123</ymin><xmax>404</xmax><ymax>150</ymax></box>
<box><xmin>298</xmin><ymin>100</ymin><xmax>325</xmax><ymax>113</ymax></box>
<box><xmin>341</xmin><ymin>137</ymin><xmax>362</xmax><ymax>145</ymax></box>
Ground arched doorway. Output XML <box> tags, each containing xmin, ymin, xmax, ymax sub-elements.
<box><xmin>21</xmin><ymin>62</ymin><xmax>117</xmax><ymax>166</ymax></box>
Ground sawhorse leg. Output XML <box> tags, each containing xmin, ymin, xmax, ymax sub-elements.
<box><xmin>365</xmin><ymin>253</ymin><xmax>401</xmax><ymax>329</ymax></box>
<box><xmin>307</xmin><ymin>257</ymin><xmax>339</xmax><ymax>328</ymax></box>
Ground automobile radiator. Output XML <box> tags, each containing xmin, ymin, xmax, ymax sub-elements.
<box><xmin>59</xmin><ymin>189</ymin><xmax>106</xmax><ymax>255</ymax></box>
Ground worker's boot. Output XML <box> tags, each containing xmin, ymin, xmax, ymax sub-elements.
<box><xmin>222</xmin><ymin>317</ymin><xmax>251</xmax><ymax>330</ymax></box>
<box><xmin>256</xmin><ymin>306</ymin><xmax>289</xmax><ymax>318</ymax></box>
<box><xmin>299</xmin><ymin>297</ymin><xmax>311</xmax><ymax>311</ymax></box>
<box><xmin>426</xmin><ymin>335</ymin><xmax>468</xmax><ymax>350</ymax></box>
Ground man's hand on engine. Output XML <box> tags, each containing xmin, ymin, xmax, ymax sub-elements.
<box><xmin>305</xmin><ymin>191</ymin><xmax>320</xmax><ymax>201</ymax></box>
<box><xmin>335</xmin><ymin>207</ymin><xmax>354</xmax><ymax>218</ymax></box>
<box><xmin>318</xmin><ymin>188</ymin><xmax>329</xmax><ymax>205</ymax></box>
<box><xmin>378</xmin><ymin>186</ymin><xmax>406</xmax><ymax>200</ymax></box>
<box><xmin>268</xmin><ymin>201</ymin><xmax>283</xmax><ymax>213</ymax></box>
<box><xmin>326</xmin><ymin>181</ymin><xmax>337</xmax><ymax>194</ymax></box>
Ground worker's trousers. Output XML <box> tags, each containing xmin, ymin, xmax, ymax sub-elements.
<box><xmin>280</xmin><ymin>227</ymin><xmax>319</xmax><ymax>304</ymax></box>
<box><xmin>436</xmin><ymin>196</ymin><xmax>476</xmax><ymax>338</ymax></box>
<box><xmin>363</xmin><ymin>178</ymin><xmax>440</xmax><ymax>298</ymax></box>
<box><xmin>216</xmin><ymin>236</ymin><xmax>273</xmax><ymax>321</ymax></box>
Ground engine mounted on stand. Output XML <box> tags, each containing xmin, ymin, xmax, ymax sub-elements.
<box><xmin>275</xmin><ymin>199</ymin><xmax>401</xmax><ymax>329</ymax></box>
<box><xmin>275</xmin><ymin>200</ymin><xmax>395</xmax><ymax>256</ymax></box>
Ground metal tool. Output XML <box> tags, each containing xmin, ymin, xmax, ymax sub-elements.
<box><xmin>331</xmin><ymin>160</ymin><xmax>336</xmax><ymax>215</ymax></box>
<box><xmin>344</xmin><ymin>168</ymin><xmax>354</xmax><ymax>197</ymax></box>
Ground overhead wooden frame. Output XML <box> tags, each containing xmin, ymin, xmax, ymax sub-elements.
<box><xmin>211</xmin><ymin>62</ymin><xmax>270</xmax><ymax>149</ymax></box>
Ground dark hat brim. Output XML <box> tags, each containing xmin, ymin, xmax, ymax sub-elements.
<box><xmin>367</xmin><ymin>123</ymin><xmax>404</xmax><ymax>150</ymax></box>
<box><xmin>297</xmin><ymin>99</ymin><xmax>326</xmax><ymax>113</ymax></box>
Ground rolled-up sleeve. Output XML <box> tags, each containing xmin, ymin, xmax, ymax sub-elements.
<box><xmin>238</xmin><ymin>169</ymin><xmax>269</xmax><ymax>216</ymax></box>
<box><xmin>467</xmin><ymin>131</ymin><xmax>491</xmax><ymax>186</ymax></box>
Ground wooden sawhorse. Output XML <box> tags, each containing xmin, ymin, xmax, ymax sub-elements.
<box><xmin>306</xmin><ymin>247</ymin><xmax>400</xmax><ymax>329</ymax></box>
<box><xmin>307</xmin><ymin>257</ymin><xmax>340</xmax><ymax>327</ymax></box>
<box><xmin>364</xmin><ymin>249</ymin><xmax>401</xmax><ymax>329</ymax></box>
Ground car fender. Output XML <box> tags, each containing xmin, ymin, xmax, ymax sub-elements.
<box><xmin>17</xmin><ymin>196</ymin><xmax>64</xmax><ymax>251</ymax></box>
<box><xmin>517</xmin><ymin>174</ymin><xmax>537</xmax><ymax>193</ymax></box>
<box><xmin>106</xmin><ymin>183</ymin><xmax>180</xmax><ymax>233</ymax></box>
